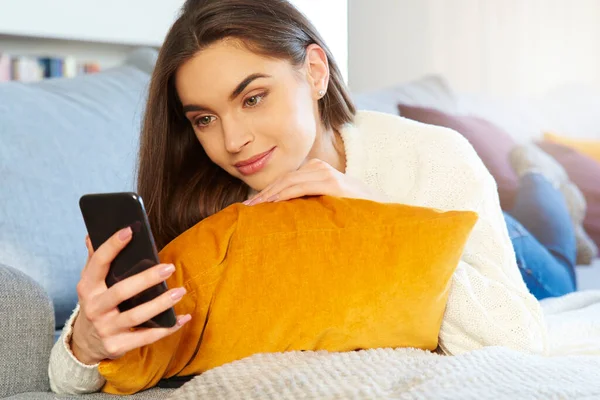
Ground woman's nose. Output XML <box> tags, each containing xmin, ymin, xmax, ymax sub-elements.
<box><xmin>223</xmin><ymin>121</ymin><xmax>253</xmax><ymax>153</ymax></box>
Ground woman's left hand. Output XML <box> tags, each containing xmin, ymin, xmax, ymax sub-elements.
<box><xmin>244</xmin><ymin>158</ymin><xmax>387</xmax><ymax>206</ymax></box>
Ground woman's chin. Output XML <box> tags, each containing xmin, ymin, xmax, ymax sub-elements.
<box><xmin>239</xmin><ymin>175</ymin><xmax>269</xmax><ymax>194</ymax></box>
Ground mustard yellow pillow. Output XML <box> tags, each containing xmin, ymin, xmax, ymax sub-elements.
<box><xmin>544</xmin><ymin>132</ymin><xmax>600</xmax><ymax>163</ymax></box>
<box><xmin>99</xmin><ymin>196</ymin><xmax>478</xmax><ymax>394</ymax></box>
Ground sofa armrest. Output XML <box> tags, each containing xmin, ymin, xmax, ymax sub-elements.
<box><xmin>0</xmin><ymin>264</ymin><xmax>54</xmax><ymax>397</ymax></box>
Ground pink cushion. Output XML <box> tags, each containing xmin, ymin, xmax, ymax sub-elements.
<box><xmin>398</xmin><ymin>104</ymin><xmax>518</xmax><ymax>210</ymax></box>
<box><xmin>537</xmin><ymin>141</ymin><xmax>600</xmax><ymax>248</ymax></box>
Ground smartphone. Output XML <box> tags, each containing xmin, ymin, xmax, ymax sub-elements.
<box><xmin>79</xmin><ymin>192</ymin><xmax>177</xmax><ymax>328</ymax></box>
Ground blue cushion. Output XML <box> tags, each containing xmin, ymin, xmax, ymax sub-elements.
<box><xmin>0</xmin><ymin>48</ymin><xmax>157</xmax><ymax>329</ymax></box>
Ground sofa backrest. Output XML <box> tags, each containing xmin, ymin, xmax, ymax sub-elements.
<box><xmin>352</xmin><ymin>74</ymin><xmax>458</xmax><ymax>116</ymax></box>
<box><xmin>0</xmin><ymin>48</ymin><xmax>156</xmax><ymax>330</ymax></box>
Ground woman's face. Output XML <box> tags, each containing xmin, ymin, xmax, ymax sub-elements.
<box><xmin>175</xmin><ymin>39</ymin><xmax>327</xmax><ymax>191</ymax></box>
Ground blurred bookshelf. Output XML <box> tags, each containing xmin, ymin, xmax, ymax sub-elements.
<box><xmin>0</xmin><ymin>46</ymin><xmax>103</xmax><ymax>82</ymax></box>
<box><xmin>0</xmin><ymin>34</ymin><xmax>138</xmax><ymax>82</ymax></box>
<box><xmin>0</xmin><ymin>0</ymin><xmax>185</xmax><ymax>82</ymax></box>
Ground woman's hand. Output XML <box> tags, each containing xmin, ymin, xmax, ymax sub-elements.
<box><xmin>244</xmin><ymin>158</ymin><xmax>387</xmax><ymax>206</ymax></box>
<box><xmin>70</xmin><ymin>228</ymin><xmax>192</xmax><ymax>365</ymax></box>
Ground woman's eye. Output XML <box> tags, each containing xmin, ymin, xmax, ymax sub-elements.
<box><xmin>195</xmin><ymin>116</ymin><xmax>214</xmax><ymax>128</ymax></box>
<box><xmin>244</xmin><ymin>93</ymin><xmax>266</xmax><ymax>108</ymax></box>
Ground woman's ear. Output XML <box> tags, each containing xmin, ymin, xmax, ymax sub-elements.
<box><xmin>305</xmin><ymin>44</ymin><xmax>329</xmax><ymax>99</ymax></box>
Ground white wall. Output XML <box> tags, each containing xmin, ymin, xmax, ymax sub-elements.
<box><xmin>348</xmin><ymin>0</ymin><xmax>432</xmax><ymax>93</ymax></box>
<box><xmin>349</xmin><ymin>0</ymin><xmax>600</xmax><ymax>97</ymax></box>
<box><xmin>0</xmin><ymin>0</ymin><xmax>184</xmax><ymax>46</ymax></box>
<box><xmin>0</xmin><ymin>0</ymin><xmax>348</xmax><ymax>77</ymax></box>
<box><xmin>289</xmin><ymin>0</ymin><xmax>348</xmax><ymax>82</ymax></box>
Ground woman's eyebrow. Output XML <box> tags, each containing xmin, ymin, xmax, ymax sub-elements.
<box><xmin>228</xmin><ymin>73</ymin><xmax>271</xmax><ymax>101</ymax></box>
<box><xmin>182</xmin><ymin>73</ymin><xmax>272</xmax><ymax>114</ymax></box>
<box><xmin>182</xmin><ymin>104</ymin><xmax>211</xmax><ymax>114</ymax></box>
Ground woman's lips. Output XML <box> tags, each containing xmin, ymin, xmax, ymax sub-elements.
<box><xmin>235</xmin><ymin>147</ymin><xmax>276</xmax><ymax>176</ymax></box>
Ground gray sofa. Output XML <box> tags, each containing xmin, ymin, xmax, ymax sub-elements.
<box><xmin>0</xmin><ymin>266</ymin><xmax>174</xmax><ymax>399</ymax></box>
<box><xmin>0</xmin><ymin>48</ymin><xmax>177</xmax><ymax>399</ymax></box>
<box><xmin>1</xmin><ymin>48</ymin><xmax>599</xmax><ymax>398</ymax></box>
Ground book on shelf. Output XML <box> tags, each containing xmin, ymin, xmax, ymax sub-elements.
<box><xmin>0</xmin><ymin>54</ymin><xmax>101</xmax><ymax>82</ymax></box>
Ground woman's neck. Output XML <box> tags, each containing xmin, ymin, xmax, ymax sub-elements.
<box><xmin>307</xmin><ymin>127</ymin><xmax>346</xmax><ymax>173</ymax></box>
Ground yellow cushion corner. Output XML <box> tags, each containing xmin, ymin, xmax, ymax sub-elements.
<box><xmin>544</xmin><ymin>132</ymin><xmax>600</xmax><ymax>163</ymax></box>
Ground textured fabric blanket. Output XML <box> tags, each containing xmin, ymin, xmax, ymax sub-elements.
<box><xmin>168</xmin><ymin>291</ymin><xmax>600</xmax><ymax>399</ymax></box>
<box><xmin>168</xmin><ymin>346</ymin><xmax>600</xmax><ymax>399</ymax></box>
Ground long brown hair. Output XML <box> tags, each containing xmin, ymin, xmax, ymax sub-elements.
<box><xmin>137</xmin><ymin>0</ymin><xmax>356</xmax><ymax>250</ymax></box>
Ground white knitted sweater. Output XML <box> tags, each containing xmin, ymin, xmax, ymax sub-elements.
<box><xmin>48</xmin><ymin>110</ymin><xmax>547</xmax><ymax>394</ymax></box>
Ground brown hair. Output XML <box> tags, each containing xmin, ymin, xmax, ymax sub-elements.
<box><xmin>137</xmin><ymin>0</ymin><xmax>356</xmax><ymax>250</ymax></box>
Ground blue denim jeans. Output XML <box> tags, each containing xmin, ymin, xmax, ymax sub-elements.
<box><xmin>504</xmin><ymin>173</ymin><xmax>577</xmax><ymax>300</ymax></box>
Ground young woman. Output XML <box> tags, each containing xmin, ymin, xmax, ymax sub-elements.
<box><xmin>49</xmin><ymin>0</ymin><xmax>562</xmax><ymax>394</ymax></box>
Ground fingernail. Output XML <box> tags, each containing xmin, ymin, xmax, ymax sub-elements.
<box><xmin>177</xmin><ymin>314</ymin><xmax>192</xmax><ymax>326</ymax></box>
<box><xmin>170</xmin><ymin>287</ymin><xmax>186</xmax><ymax>301</ymax></box>
<box><xmin>119</xmin><ymin>227</ymin><xmax>132</xmax><ymax>241</ymax></box>
<box><xmin>159</xmin><ymin>264</ymin><xmax>175</xmax><ymax>278</ymax></box>
<box><xmin>249</xmin><ymin>197</ymin><xmax>262</xmax><ymax>206</ymax></box>
<box><xmin>242</xmin><ymin>200</ymin><xmax>251</xmax><ymax>205</ymax></box>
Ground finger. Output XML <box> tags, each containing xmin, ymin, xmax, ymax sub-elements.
<box><xmin>81</xmin><ymin>236</ymin><xmax>94</xmax><ymax>278</ymax></box>
<box><xmin>118</xmin><ymin>314</ymin><xmax>192</xmax><ymax>353</ymax></box>
<box><xmin>272</xmin><ymin>180</ymin><xmax>334</xmax><ymax>202</ymax></box>
<box><xmin>114</xmin><ymin>286</ymin><xmax>187</xmax><ymax>332</ymax></box>
<box><xmin>244</xmin><ymin>178</ymin><xmax>282</xmax><ymax>205</ymax></box>
<box><xmin>84</xmin><ymin>227</ymin><xmax>133</xmax><ymax>284</ymax></box>
<box><xmin>252</xmin><ymin>169</ymin><xmax>329</xmax><ymax>205</ymax></box>
<box><xmin>85</xmin><ymin>235</ymin><xmax>94</xmax><ymax>262</ymax></box>
<box><xmin>89</xmin><ymin>263</ymin><xmax>176</xmax><ymax>316</ymax></box>
<box><xmin>244</xmin><ymin>160</ymin><xmax>328</xmax><ymax>205</ymax></box>
<box><xmin>258</xmin><ymin>160</ymin><xmax>332</xmax><ymax>202</ymax></box>
<box><xmin>85</xmin><ymin>235</ymin><xmax>93</xmax><ymax>252</ymax></box>
<box><xmin>109</xmin><ymin>314</ymin><xmax>192</xmax><ymax>358</ymax></box>
<box><xmin>245</xmin><ymin>179</ymin><xmax>279</xmax><ymax>205</ymax></box>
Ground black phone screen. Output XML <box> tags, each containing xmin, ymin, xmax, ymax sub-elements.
<box><xmin>79</xmin><ymin>192</ymin><xmax>176</xmax><ymax>328</ymax></box>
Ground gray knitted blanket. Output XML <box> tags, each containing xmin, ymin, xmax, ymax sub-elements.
<box><xmin>166</xmin><ymin>291</ymin><xmax>600</xmax><ymax>399</ymax></box>
<box><xmin>167</xmin><ymin>346</ymin><xmax>600</xmax><ymax>399</ymax></box>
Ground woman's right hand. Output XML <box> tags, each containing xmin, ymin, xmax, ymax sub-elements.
<box><xmin>70</xmin><ymin>227</ymin><xmax>192</xmax><ymax>365</ymax></box>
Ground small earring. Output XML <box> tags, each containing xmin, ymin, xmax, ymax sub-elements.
<box><xmin>318</xmin><ymin>89</ymin><xmax>326</xmax><ymax>98</ymax></box>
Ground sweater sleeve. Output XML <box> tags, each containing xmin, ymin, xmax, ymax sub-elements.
<box><xmin>48</xmin><ymin>304</ymin><xmax>106</xmax><ymax>394</ymax></box>
<box><xmin>48</xmin><ymin>285</ymin><xmax>198</xmax><ymax>395</ymax></box>
<box><xmin>409</xmin><ymin>128</ymin><xmax>548</xmax><ymax>356</ymax></box>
